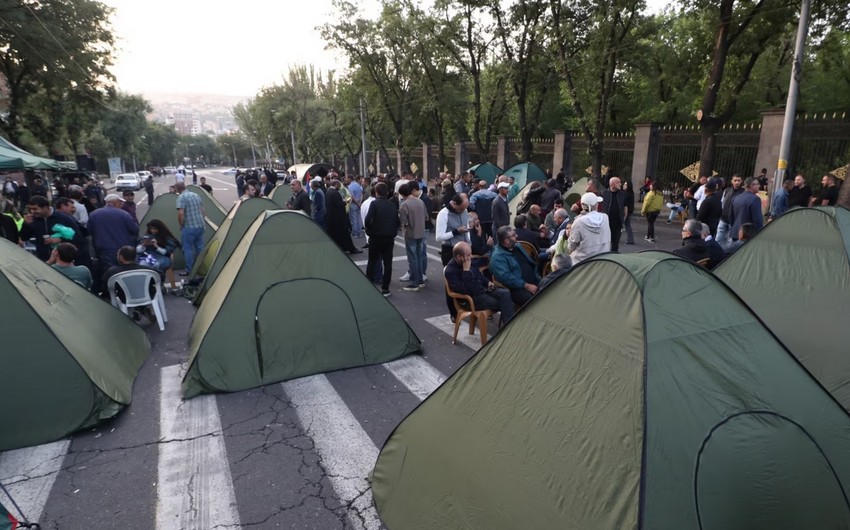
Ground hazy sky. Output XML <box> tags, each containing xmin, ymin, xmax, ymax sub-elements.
<box><xmin>103</xmin><ymin>0</ymin><xmax>668</xmax><ymax>98</ymax></box>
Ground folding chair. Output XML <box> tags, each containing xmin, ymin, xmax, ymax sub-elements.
<box><xmin>107</xmin><ymin>269</ymin><xmax>168</xmax><ymax>331</ymax></box>
<box><xmin>444</xmin><ymin>266</ymin><xmax>494</xmax><ymax>347</ymax></box>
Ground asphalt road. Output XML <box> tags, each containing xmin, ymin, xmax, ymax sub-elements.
<box><xmin>0</xmin><ymin>168</ymin><xmax>687</xmax><ymax>529</ymax></box>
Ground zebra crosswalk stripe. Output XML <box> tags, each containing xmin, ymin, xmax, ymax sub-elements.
<box><xmin>282</xmin><ymin>374</ymin><xmax>382</xmax><ymax>530</ymax></box>
<box><xmin>156</xmin><ymin>364</ymin><xmax>239</xmax><ymax>530</ymax></box>
<box><xmin>425</xmin><ymin>313</ymin><xmax>490</xmax><ymax>351</ymax></box>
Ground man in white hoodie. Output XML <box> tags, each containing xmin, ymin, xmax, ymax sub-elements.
<box><xmin>567</xmin><ymin>192</ymin><xmax>611</xmax><ymax>264</ymax></box>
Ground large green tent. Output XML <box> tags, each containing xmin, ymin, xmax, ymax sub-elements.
<box><xmin>190</xmin><ymin>197</ymin><xmax>280</xmax><ymax>305</ymax></box>
<box><xmin>715</xmin><ymin>206</ymin><xmax>850</xmax><ymax>409</ymax></box>
<box><xmin>507</xmin><ymin>182</ymin><xmax>534</xmax><ymax>224</ymax></box>
<box><xmin>373</xmin><ymin>252</ymin><xmax>850</xmax><ymax>529</ymax></box>
<box><xmin>186</xmin><ymin>184</ymin><xmax>227</xmax><ymax>226</ymax></box>
<box><xmin>468</xmin><ymin>162</ymin><xmax>503</xmax><ymax>184</ymax></box>
<box><xmin>0</xmin><ymin>240</ymin><xmax>150</xmax><ymax>451</ymax></box>
<box><xmin>0</xmin><ymin>136</ymin><xmax>60</xmax><ymax>171</ymax></box>
<box><xmin>182</xmin><ymin>210</ymin><xmax>422</xmax><ymax>397</ymax></box>
<box><xmin>138</xmin><ymin>192</ymin><xmax>218</xmax><ymax>270</ymax></box>
<box><xmin>267</xmin><ymin>183</ymin><xmax>293</xmax><ymax>209</ymax></box>
<box><xmin>564</xmin><ymin>176</ymin><xmax>588</xmax><ymax>206</ymax></box>
<box><xmin>503</xmin><ymin>161</ymin><xmax>546</xmax><ymax>189</ymax></box>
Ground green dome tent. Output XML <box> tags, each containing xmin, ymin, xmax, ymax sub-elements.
<box><xmin>715</xmin><ymin>206</ymin><xmax>850</xmax><ymax>409</ymax></box>
<box><xmin>138</xmin><ymin>192</ymin><xmax>219</xmax><ymax>271</ymax></box>
<box><xmin>373</xmin><ymin>252</ymin><xmax>850</xmax><ymax>530</ymax></box>
<box><xmin>0</xmin><ymin>240</ymin><xmax>149</xmax><ymax>451</ymax></box>
<box><xmin>190</xmin><ymin>197</ymin><xmax>280</xmax><ymax>306</ymax></box>
<box><xmin>564</xmin><ymin>176</ymin><xmax>588</xmax><ymax>206</ymax></box>
<box><xmin>468</xmin><ymin>162</ymin><xmax>503</xmax><ymax>184</ymax></box>
<box><xmin>267</xmin><ymin>183</ymin><xmax>293</xmax><ymax>209</ymax></box>
<box><xmin>186</xmin><ymin>184</ymin><xmax>227</xmax><ymax>226</ymax></box>
<box><xmin>503</xmin><ymin>162</ymin><xmax>546</xmax><ymax>189</ymax></box>
<box><xmin>182</xmin><ymin>210</ymin><xmax>422</xmax><ymax>398</ymax></box>
<box><xmin>507</xmin><ymin>182</ymin><xmax>535</xmax><ymax>225</ymax></box>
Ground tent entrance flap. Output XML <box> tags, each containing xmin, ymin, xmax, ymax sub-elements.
<box><xmin>255</xmin><ymin>279</ymin><xmax>364</xmax><ymax>380</ymax></box>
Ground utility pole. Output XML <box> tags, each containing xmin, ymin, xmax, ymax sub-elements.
<box><xmin>772</xmin><ymin>0</ymin><xmax>810</xmax><ymax>206</ymax></box>
<box><xmin>291</xmin><ymin>129</ymin><xmax>298</xmax><ymax>165</ymax></box>
<box><xmin>359</xmin><ymin>98</ymin><xmax>368</xmax><ymax>177</ymax></box>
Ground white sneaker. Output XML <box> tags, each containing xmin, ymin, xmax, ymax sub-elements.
<box><xmin>399</xmin><ymin>272</ymin><xmax>410</xmax><ymax>281</ymax></box>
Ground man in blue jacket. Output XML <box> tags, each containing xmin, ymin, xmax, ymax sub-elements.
<box><xmin>489</xmin><ymin>225</ymin><xmax>540</xmax><ymax>307</ymax></box>
<box><xmin>729</xmin><ymin>177</ymin><xmax>764</xmax><ymax>241</ymax></box>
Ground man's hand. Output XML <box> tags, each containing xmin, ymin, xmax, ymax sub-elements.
<box><xmin>486</xmin><ymin>236</ymin><xmax>493</xmax><ymax>247</ymax></box>
<box><xmin>524</xmin><ymin>283</ymin><xmax>538</xmax><ymax>294</ymax></box>
<box><xmin>460</xmin><ymin>253</ymin><xmax>472</xmax><ymax>271</ymax></box>
<box><xmin>46</xmin><ymin>248</ymin><xmax>58</xmax><ymax>265</ymax></box>
<box><xmin>457</xmin><ymin>226</ymin><xmax>469</xmax><ymax>233</ymax></box>
<box><xmin>44</xmin><ymin>237</ymin><xmax>60</xmax><ymax>245</ymax></box>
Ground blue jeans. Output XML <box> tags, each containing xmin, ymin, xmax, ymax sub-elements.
<box><xmin>716</xmin><ymin>220</ymin><xmax>731</xmax><ymax>246</ymax></box>
<box><xmin>349</xmin><ymin>204</ymin><xmax>362</xmax><ymax>237</ymax></box>
<box><xmin>181</xmin><ymin>226</ymin><xmax>205</xmax><ymax>272</ymax></box>
<box><xmin>404</xmin><ymin>238</ymin><xmax>426</xmax><ymax>285</ymax></box>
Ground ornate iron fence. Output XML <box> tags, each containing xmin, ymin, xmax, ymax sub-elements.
<box><xmin>568</xmin><ymin>132</ymin><xmax>635</xmax><ymax>180</ymax></box>
<box><xmin>792</xmin><ymin>112</ymin><xmax>850</xmax><ymax>186</ymax></box>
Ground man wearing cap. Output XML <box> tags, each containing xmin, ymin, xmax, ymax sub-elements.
<box><xmin>491</xmin><ymin>181</ymin><xmax>511</xmax><ymax>239</ymax></box>
<box><xmin>696</xmin><ymin>179</ymin><xmax>722</xmax><ymax>237</ymax></box>
<box><xmin>175</xmin><ymin>182</ymin><xmax>205</xmax><ymax>275</ymax></box>
<box><xmin>310</xmin><ymin>177</ymin><xmax>326</xmax><ymax>227</ymax></box>
<box><xmin>88</xmin><ymin>193</ymin><xmax>139</xmax><ymax>273</ymax></box>
<box><xmin>567</xmin><ymin>192</ymin><xmax>611</xmax><ymax>264</ymax></box>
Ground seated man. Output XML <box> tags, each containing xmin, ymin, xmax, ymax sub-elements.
<box><xmin>47</xmin><ymin>242</ymin><xmax>92</xmax><ymax>289</ymax></box>
<box><xmin>513</xmin><ymin>214</ymin><xmax>540</xmax><ymax>247</ymax></box>
<box><xmin>721</xmin><ymin>222</ymin><xmax>756</xmax><ymax>255</ymax></box>
<box><xmin>537</xmin><ymin>253</ymin><xmax>572</xmax><ymax>292</ymax></box>
<box><xmin>101</xmin><ymin>245</ymin><xmax>157</xmax><ymax>303</ymax></box>
<box><xmin>490</xmin><ymin>225</ymin><xmax>540</xmax><ymax>307</ymax></box>
<box><xmin>445</xmin><ymin>242</ymin><xmax>514</xmax><ymax>325</ymax></box>
<box><xmin>673</xmin><ymin>219</ymin><xmax>723</xmax><ymax>269</ymax></box>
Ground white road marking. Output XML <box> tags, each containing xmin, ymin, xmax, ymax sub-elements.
<box><xmin>383</xmin><ymin>356</ymin><xmax>446</xmax><ymax>400</ymax></box>
<box><xmin>352</xmin><ymin>255</ymin><xmax>408</xmax><ymax>267</ymax></box>
<box><xmin>282</xmin><ymin>375</ymin><xmax>381</xmax><ymax>530</ymax></box>
<box><xmin>395</xmin><ymin>235</ymin><xmax>442</xmax><ymax>253</ymax></box>
<box><xmin>392</xmin><ymin>240</ymin><xmax>442</xmax><ymax>263</ymax></box>
<box><xmin>0</xmin><ymin>440</ymin><xmax>70</xmax><ymax>524</ymax></box>
<box><xmin>156</xmin><ymin>365</ymin><xmax>239</xmax><ymax>530</ymax></box>
<box><xmin>426</xmin><ymin>313</ymin><xmax>488</xmax><ymax>351</ymax></box>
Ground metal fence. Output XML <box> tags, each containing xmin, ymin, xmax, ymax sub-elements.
<box><xmin>568</xmin><ymin>132</ymin><xmax>635</xmax><ymax>180</ymax></box>
<box><xmin>656</xmin><ymin>123</ymin><xmax>761</xmax><ymax>189</ymax></box>
<box><xmin>792</xmin><ymin>113</ymin><xmax>850</xmax><ymax>185</ymax></box>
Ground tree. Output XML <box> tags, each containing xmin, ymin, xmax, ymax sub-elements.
<box><xmin>550</xmin><ymin>0</ymin><xmax>644</xmax><ymax>177</ymax></box>
<box><xmin>0</xmin><ymin>0</ymin><xmax>115</xmax><ymax>149</ymax></box>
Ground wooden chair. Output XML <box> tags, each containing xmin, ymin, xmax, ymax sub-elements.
<box><xmin>541</xmin><ymin>258</ymin><xmax>553</xmax><ymax>277</ymax></box>
<box><xmin>518</xmin><ymin>240</ymin><xmax>539</xmax><ymax>264</ymax></box>
<box><xmin>443</xmin><ymin>266</ymin><xmax>494</xmax><ymax>347</ymax></box>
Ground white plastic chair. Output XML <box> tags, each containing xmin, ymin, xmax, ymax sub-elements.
<box><xmin>107</xmin><ymin>269</ymin><xmax>168</xmax><ymax>331</ymax></box>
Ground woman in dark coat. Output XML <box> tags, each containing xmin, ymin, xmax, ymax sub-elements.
<box><xmin>325</xmin><ymin>180</ymin><xmax>362</xmax><ymax>254</ymax></box>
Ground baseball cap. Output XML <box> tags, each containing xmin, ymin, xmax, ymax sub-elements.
<box><xmin>497</xmin><ymin>182</ymin><xmax>510</xmax><ymax>189</ymax></box>
<box><xmin>580</xmin><ymin>192</ymin><xmax>602</xmax><ymax>206</ymax></box>
<box><xmin>104</xmin><ymin>193</ymin><xmax>124</xmax><ymax>202</ymax></box>
<box><xmin>311</xmin><ymin>177</ymin><xmax>323</xmax><ymax>184</ymax></box>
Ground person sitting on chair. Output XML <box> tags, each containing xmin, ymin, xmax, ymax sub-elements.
<box><xmin>445</xmin><ymin>242</ymin><xmax>514</xmax><ymax>325</ymax></box>
<box><xmin>101</xmin><ymin>245</ymin><xmax>156</xmax><ymax>302</ymax></box>
<box><xmin>490</xmin><ymin>225</ymin><xmax>540</xmax><ymax>307</ymax></box>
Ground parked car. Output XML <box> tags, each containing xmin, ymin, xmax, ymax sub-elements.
<box><xmin>137</xmin><ymin>171</ymin><xmax>153</xmax><ymax>181</ymax></box>
<box><xmin>115</xmin><ymin>173</ymin><xmax>142</xmax><ymax>191</ymax></box>
<box><xmin>222</xmin><ymin>167</ymin><xmax>239</xmax><ymax>175</ymax></box>
<box><xmin>163</xmin><ymin>166</ymin><xmax>177</xmax><ymax>174</ymax></box>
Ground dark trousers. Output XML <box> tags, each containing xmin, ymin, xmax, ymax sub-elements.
<box><xmin>610</xmin><ymin>227</ymin><xmax>622</xmax><ymax>253</ymax></box>
<box><xmin>473</xmin><ymin>288</ymin><xmax>515</xmax><ymax>324</ymax></box>
<box><xmin>509</xmin><ymin>287</ymin><xmax>534</xmax><ymax>307</ymax></box>
<box><xmin>366</xmin><ymin>235</ymin><xmax>394</xmax><ymax>291</ymax></box>
<box><xmin>440</xmin><ymin>245</ymin><xmax>456</xmax><ymax>318</ymax></box>
<box><xmin>646</xmin><ymin>211</ymin><xmax>659</xmax><ymax>239</ymax></box>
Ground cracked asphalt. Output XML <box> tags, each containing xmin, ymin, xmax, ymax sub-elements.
<box><xmin>2</xmin><ymin>169</ymin><xmax>686</xmax><ymax>529</ymax></box>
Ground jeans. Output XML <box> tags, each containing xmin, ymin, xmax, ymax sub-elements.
<box><xmin>349</xmin><ymin>204</ymin><xmax>362</xmax><ymax>237</ymax></box>
<box><xmin>667</xmin><ymin>203</ymin><xmax>684</xmax><ymax>222</ymax></box>
<box><xmin>181</xmin><ymin>226</ymin><xmax>205</xmax><ymax>272</ymax></box>
<box><xmin>715</xmin><ymin>220</ymin><xmax>731</xmax><ymax>246</ymax></box>
<box><xmin>624</xmin><ymin>214</ymin><xmax>634</xmax><ymax>244</ymax></box>
<box><xmin>404</xmin><ymin>237</ymin><xmax>427</xmax><ymax>285</ymax></box>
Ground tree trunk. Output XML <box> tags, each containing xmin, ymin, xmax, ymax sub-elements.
<box><xmin>698</xmin><ymin>0</ymin><xmax>734</xmax><ymax>177</ymax></box>
<box><xmin>838</xmin><ymin>164</ymin><xmax>850</xmax><ymax>209</ymax></box>
<box><xmin>699</xmin><ymin>120</ymin><xmax>720</xmax><ymax>177</ymax></box>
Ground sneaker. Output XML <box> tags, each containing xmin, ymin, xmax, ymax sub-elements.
<box><xmin>665</xmin><ymin>220</ymin><xmax>672</xmax><ymax>224</ymax></box>
<box><xmin>649</xmin><ymin>238</ymin><xmax>655</xmax><ymax>243</ymax></box>
<box><xmin>179</xmin><ymin>271</ymin><xmax>189</xmax><ymax>277</ymax></box>
<box><xmin>422</xmin><ymin>274</ymin><xmax>427</xmax><ymax>282</ymax></box>
<box><xmin>381</xmin><ymin>289</ymin><xmax>391</xmax><ymax>297</ymax></box>
<box><xmin>403</xmin><ymin>283</ymin><xmax>421</xmax><ymax>292</ymax></box>
<box><xmin>644</xmin><ymin>236</ymin><xmax>651</xmax><ymax>242</ymax></box>
<box><xmin>399</xmin><ymin>272</ymin><xmax>411</xmax><ymax>281</ymax></box>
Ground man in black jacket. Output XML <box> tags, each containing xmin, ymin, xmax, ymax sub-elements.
<box><xmin>364</xmin><ymin>182</ymin><xmax>399</xmax><ymax>296</ymax></box>
<box><xmin>673</xmin><ymin>220</ymin><xmax>723</xmax><ymax>270</ymax></box>
<box><xmin>601</xmin><ymin>177</ymin><xmax>625</xmax><ymax>252</ymax></box>
<box><xmin>286</xmin><ymin>180</ymin><xmax>311</xmax><ymax>216</ymax></box>
<box><xmin>445</xmin><ymin>241</ymin><xmax>514</xmax><ymax>325</ymax></box>
<box><xmin>696</xmin><ymin>179</ymin><xmax>722</xmax><ymax>237</ymax></box>
<box><xmin>717</xmin><ymin>174</ymin><xmax>744</xmax><ymax>245</ymax></box>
